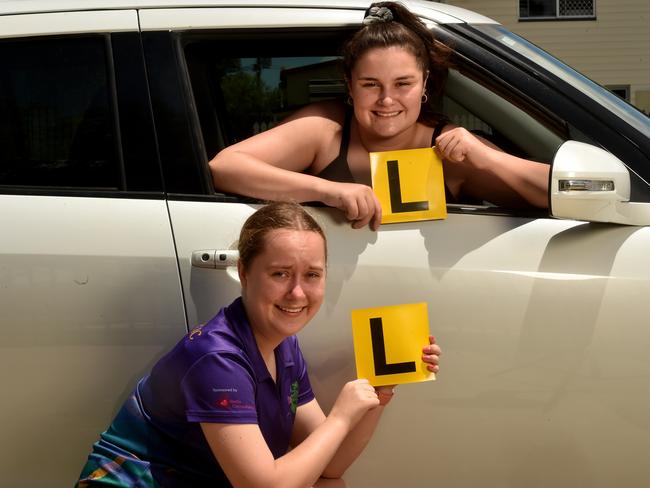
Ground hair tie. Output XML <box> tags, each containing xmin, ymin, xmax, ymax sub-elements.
<box><xmin>362</xmin><ymin>5</ymin><xmax>394</xmax><ymax>25</ymax></box>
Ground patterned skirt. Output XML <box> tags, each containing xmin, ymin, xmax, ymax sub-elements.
<box><xmin>75</xmin><ymin>392</ymin><xmax>210</xmax><ymax>487</ymax></box>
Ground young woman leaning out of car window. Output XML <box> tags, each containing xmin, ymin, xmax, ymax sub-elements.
<box><xmin>209</xmin><ymin>1</ymin><xmax>550</xmax><ymax>231</ymax></box>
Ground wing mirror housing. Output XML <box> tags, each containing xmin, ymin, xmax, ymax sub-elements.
<box><xmin>550</xmin><ymin>140</ymin><xmax>650</xmax><ymax>225</ymax></box>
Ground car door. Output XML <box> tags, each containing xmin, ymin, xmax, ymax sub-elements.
<box><xmin>0</xmin><ymin>10</ymin><xmax>186</xmax><ymax>487</ymax></box>
<box><xmin>144</xmin><ymin>5</ymin><xmax>650</xmax><ymax>487</ymax></box>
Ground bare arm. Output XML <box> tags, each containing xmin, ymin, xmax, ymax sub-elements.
<box><xmin>209</xmin><ymin>109</ymin><xmax>330</xmax><ymax>202</ymax></box>
<box><xmin>201</xmin><ymin>379</ymin><xmax>379</xmax><ymax>488</ymax></box>
<box><xmin>209</xmin><ymin>104</ymin><xmax>381</xmax><ymax>230</ymax></box>
<box><xmin>291</xmin><ymin>395</ymin><xmax>387</xmax><ymax>479</ymax></box>
<box><xmin>292</xmin><ymin>336</ymin><xmax>442</xmax><ymax>479</ymax></box>
<box><xmin>436</xmin><ymin>126</ymin><xmax>550</xmax><ymax>209</ymax></box>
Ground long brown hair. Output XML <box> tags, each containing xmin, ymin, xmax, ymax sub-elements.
<box><xmin>341</xmin><ymin>1</ymin><xmax>452</xmax><ymax>125</ymax></box>
<box><xmin>237</xmin><ymin>202</ymin><xmax>327</xmax><ymax>271</ymax></box>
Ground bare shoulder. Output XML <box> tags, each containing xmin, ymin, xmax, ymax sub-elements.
<box><xmin>282</xmin><ymin>99</ymin><xmax>347</xmax><ymax>129</ymax></box>
<box><xmin>280</xmin><ymin>100</ymin><xmax>347</xmax><ymax>166</ymax></box>
<box><xmin>439</xmin><ymin>121</ymin><xmax>459</xmax><ymax>133</ymax></box>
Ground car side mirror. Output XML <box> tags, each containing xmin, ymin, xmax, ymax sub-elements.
<box><xmin>550</xmin><ymin>140</ymin><xmax>650</xmax><ymax>225</ymax></box>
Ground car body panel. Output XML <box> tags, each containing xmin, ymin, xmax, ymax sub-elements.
<box><xmin>139</xmin><ymin>7</ymin><xmax>365</xmax><ymax>30</ymax></box>
<box><xmin>168</xmin><ymin>200</ymin><xmax>650</xmax><ymax>486</ymax></box>
<box><xmin>0</xmin><ymin>195</ymin><xmax>186</xmax><ymax>486</ymax></box>
<box><xmin>0</xmin><ymin>0</ymin><xmax>496</xmax><ymax>24</ymax></box>
<box><xmin>0</xmin><ymin>9</ymin><xmax>138</xmax><ymax>38</ymax></box>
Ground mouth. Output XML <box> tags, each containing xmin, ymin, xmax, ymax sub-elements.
<box><xmin>372</xmin><ymin>110</ymin><xmax>401</xmax><ymax>118</ymax></box>
<box><xmin>276</xmin><ymin>304</ymin><xmax>307</xmax><ymax>315</ymax></box>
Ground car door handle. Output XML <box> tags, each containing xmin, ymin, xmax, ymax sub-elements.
<box><xmin>191</xmin><ymin>250</ymin><xmax>239</xmax><ymax>269</ymax></box>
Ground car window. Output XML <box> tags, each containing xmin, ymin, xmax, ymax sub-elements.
<box><xmin>0</xmin><ymin>36</ymin><xmax>121</xmax><ymax>190</ymax></box>
<box><xmin>443</xmin><ymin>68</ymin><xmax>564</xmax><ymax>164</ymax></box>
<box><xmin>184</xmin><ymin>30</ymin><xmax>554</xmax><ymax>212</ymax></box>
<box><xmin>472</xmin><ymin>23</ymin><xmax>650</xmax><ymax>138</ymax></box>
<box><xmin>184</xmin><ymin>33</ymin><xmax>349</xmax><ymax>159</ymax></box>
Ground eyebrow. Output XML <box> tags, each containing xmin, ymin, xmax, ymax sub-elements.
<box><xmin>357</xmin><ymin>75</ymin><xmax>418</xmax><ymax>81</ymax></box>
<box><xmin>268</xmin><ymin>264</ymin><xmax>325</xmax><ymax>272</ymax></box>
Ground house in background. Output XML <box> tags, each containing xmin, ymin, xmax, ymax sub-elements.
<box><xmin>442</xmin><ymin>0</ymin><xmax>650</xmax><ymax>114</ymax></box>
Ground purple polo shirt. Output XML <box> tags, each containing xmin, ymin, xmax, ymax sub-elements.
<box><xmin>136</xmin><ymin>297</ymin><xmax>315</xmax><ymax>480</ymax></box>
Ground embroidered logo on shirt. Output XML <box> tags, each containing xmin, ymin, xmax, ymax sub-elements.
<box><xmin>188</xmin><ymin>323</ymin><xmax>206</xmax><ymax>341</ymax></box>
<box><xmin>289</xmin><ymin>381</ymin><xmax>299</xmax><ymax>414</ymax></box>
<box><xmin>215</xmin><ymin>394</ymin><xmax>255</xmax><ymax>411</ymax></box>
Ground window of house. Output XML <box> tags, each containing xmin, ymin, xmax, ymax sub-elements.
<box><xmin>606</xmin><ymin>85</ymin><xmax>630</xmax><ymax>102</ymax></box>
<box><xmin>0</xmin><ymin>36</ymin><xmax>121</xmax><ymax>190</ymax></box>
<box><xmin>519</xmin><ymin>0</ymin><xmax>596</xmax><ymax>20</ymax></box>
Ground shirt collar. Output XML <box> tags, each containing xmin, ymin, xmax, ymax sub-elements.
<box><xmin>225</xmin><ymin>297</ymin><xmax>295</xmax><ymax>383</ymax></box>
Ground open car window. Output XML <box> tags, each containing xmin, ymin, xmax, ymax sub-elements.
<box><xmin>184</xmin><ymin>30</ymin><xmax>351</xmax><ymax>160</ymax></box>
<box><xmin>184</xmin><ymin>28</ymin><xmax>559</xmax><ymax>213</ymax></box>
<box><xmin>443</xmin><ymin>69</ymin><xmax>564</xmax><ymax>164</ymax></box>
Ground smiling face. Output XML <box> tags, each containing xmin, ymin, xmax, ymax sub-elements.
<box><xmin>239</xmin><ymin>229</ymin><xmax>326</xmax><ymax>352</ymax></box>
<box><xmin>349</xmin><ymin>45</ymin><xmax>427</xmax><ymax>140</ymax></box>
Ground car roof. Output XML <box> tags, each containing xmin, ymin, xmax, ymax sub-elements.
<box><xmin>0</xmin><ymin>0</ymin><xmax>497</xmax><ymax>24</ymax></box>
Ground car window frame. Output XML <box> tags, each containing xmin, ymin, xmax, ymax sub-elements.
<box><xmin>442</xmin><ymin>23</ymin><xmax>650</xmax><ymax>202</ymax></box>
<box><xmin>168</xmin><ymin>26</ymin><xmax>556</xmax><ymax>218</ymax></box>
<box><xmin>165</xmin><ymin>21</ymin><xmax>650</xmax><ymax>214</ymax></box>
<box><xmin>0</xmin><ymin>31</ymin><xmax>164</xmax><ymax>199</ymax></box>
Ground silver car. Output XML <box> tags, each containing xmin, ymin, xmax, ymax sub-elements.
<box><xmin>1</xmin><ymin>1</ymin><xmax>649</xmax><ymax>486</ymax></box>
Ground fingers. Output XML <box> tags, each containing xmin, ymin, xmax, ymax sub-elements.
<box><xmin>423</xmin><ymin>335</ymin><xmax>442</xmax><ymax>354</ymax></box>
<box><xmin>348</xmin><ymin>379</ymin><xmax>381</xmax><ymax>408</ymax></box>
<box><xmin>438</xmin><ymin>134</ymin><xmax>463</xmax><ymax>162</ymax></box>
<box><xmin>422</xmin><ymin>352</ymin><xmax>440</xmax><ymax>373</ymax></box>
<box><xmin>435</xmin><ymin>127</ymin><xmax>475</xmax><ymax>164</ymax></box>
<box><xmin>331</xmin><ymin>380</ymin><xmax>380</xmax><ymax>430</ymax></box>
<box><xmin>422</xmin><ymin>335</ymin><xmax>442</xmax><ymax>373</ymax></box>
<box><xmin>335</xmin><ymin>184</ymin><xmax>380</xmax><ymax>231</ymax></box>
<box><xmin>350</xmin><ymin>194</ymin><xmax>371</xmax><ymax>229</ymax></box>
<box><xmin>351</xmin><ymin>195</ymin><xmax>380</xmax><ymax>230</ymax></box>
<box><xmin>369</xmin><ymin>193</ymin><xmax>382</xmax><ymax>231</ymax></box>
<box><xmin>351</xmin><ymin>379</ymin><xmax>379</xmax><ymax>396</ymax></box>
<box><xmin>343</xmin><ymin>192</ymin><xmax>366</xmax><ymax>221</ymax></box>
<box><xmin>374</xmin><ymin>385</ymin><xmax>396</xmax><ymax>394</ymax></box>
<box><xmin>323</xmin><ymin>182</ymin><xmax>381</xmax><ymax>231</ymax></box>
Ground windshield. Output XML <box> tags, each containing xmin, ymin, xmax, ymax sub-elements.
<box><xmin>469</xmin><ymin>24</ymin><xmax>650</xmax><ymax>138</ymax></box>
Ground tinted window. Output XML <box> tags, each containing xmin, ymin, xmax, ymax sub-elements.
<box><xmin>220</xmin><ymin>56</ymin><xmax>342</xmax><ymax>142</ymax></box>
<box><xmin>0</xmin><ymin>37</ymin><xmax>121</xmax><ymax>190</ymax></box>
<box><xmin>185</xmin><ymin>34</ymin><xmax>349</xmax><ymax>158</ymax></box>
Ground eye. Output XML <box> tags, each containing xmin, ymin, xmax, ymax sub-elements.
<box><xmin>306</xmin><ymin>271</ymin><xmax>322</xmax><ymax>280</ymax></box>
<box><xmin>361</xmin><ymin>81</ymin><xmax>379</xmax><ymax>88</ymax></box>
<box><xmin>272</xmin><ymin>270</ymin><xmax>290</xmax><ymax>279</ymax></box>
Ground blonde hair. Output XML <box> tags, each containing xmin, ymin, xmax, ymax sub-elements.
<box><xmin>237</xmin><ymin>202</ymin><xmax>327</xmax><ymax>270</ymax></box>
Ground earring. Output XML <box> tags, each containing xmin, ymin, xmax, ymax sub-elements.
<box><xmin>421</xmin><ymin>92</ymin><xmax>428</xmax><ymax>104</ymax></box>
<box><xmin>346</xmin><ymin>96</ymin><xmax>354</xmax><ymax>106</ymax></box>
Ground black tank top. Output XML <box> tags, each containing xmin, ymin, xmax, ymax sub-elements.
<box><xmin>315</xmin><ymin>111</ymin><xmax>454</xmax><ymax>201</ymax></box>
<box><xmin>316</xmin><ymin>109</ymin><xmax>356</xmax><ymax>184</ymax></box>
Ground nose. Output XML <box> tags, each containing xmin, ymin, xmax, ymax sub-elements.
<box><xmin>378</xmin><ymin>87</ymin><xmax>395</xmax><ymax>105</ymax></box>
<box><xmin>287</xmin><ymin>278</ymin><xmax>307</xmax><ymax>300</ymax></box>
